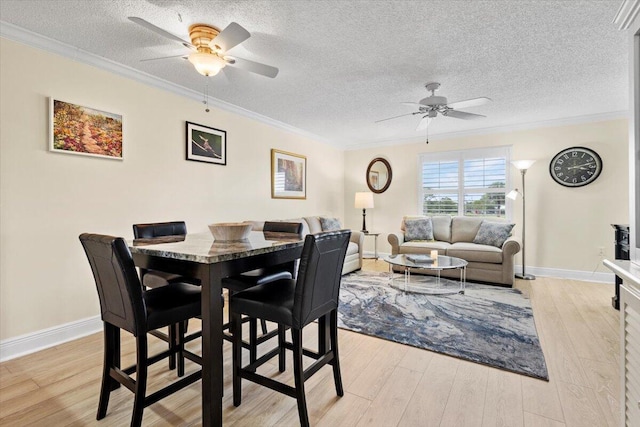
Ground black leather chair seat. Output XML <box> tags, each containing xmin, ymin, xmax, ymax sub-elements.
<box><xmin>142</xmin><ymin>270</ymin><xmax>191</xmax><ymax>288</ymax></box>
<box><xmin>230</xmin><ymin>279</ymin><xmax>296</xmax><ymax>326</ymax></box>
<box><xmin>144</xmin><ymin>283</ymin><xmax>202</xmax><ymax>331</ymax></box>
<box><xmin>223</xmin><ymin>270</ymin><xmax>292</xmax><ymax>292</ymax></box>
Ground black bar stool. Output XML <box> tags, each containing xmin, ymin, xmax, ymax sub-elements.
<box><xmin>230</xmin><ymin>230</ymin><xmax>351</xmax><ymax>427</ymax></box>
<box><xmin>79</xmin><ymin>233</ymin><xmax>202</xmax><ymax>427</ymax></box>
<box><xmin>132</xmin><ymin>221</ymin><xmax>201</xmax><ymax>370</ymax></box>
<box><xmin>222</xmin><ymin>221</ymin><xmax>303</xmax><ymax>366</ymax></box>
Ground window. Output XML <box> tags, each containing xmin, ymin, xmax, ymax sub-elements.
<box><xmin>418</xmin><ymin>146</ymin><xmax>511</xmax><ymax>218</ymax></box>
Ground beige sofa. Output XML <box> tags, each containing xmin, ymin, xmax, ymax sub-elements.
<box><xmin>250</xmin><ymin>216</ymin><xmax>364</xmax><ymax>275</ymax></box>
<box><xmin>387</xmin><ymin>215</ymin><xmax>521</xmax><ymax>286</ymax></box>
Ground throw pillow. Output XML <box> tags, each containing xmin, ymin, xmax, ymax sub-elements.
<box><xmin>319</xmin><ymin>217</ymin><xmax>342</xmax><ymax>231</ymax></box>
<box><xmin>473</xmin><ymin>221</ymin><xmax>515</xmax><ymax>248</ymax></box>
<box><xmin>404</xmin><ymin>217</ymin><xmax>434</xmax><ymax>241</ymax></box>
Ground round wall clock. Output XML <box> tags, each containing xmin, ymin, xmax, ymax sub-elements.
<box><xmin>549</xmin><ymin>146</ymin><xmax>602</xmax><ymax>187</ymax></box>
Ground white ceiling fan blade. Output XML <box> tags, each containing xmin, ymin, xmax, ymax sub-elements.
<box><xmin>128</xmin><ymin>17</ymin><xmax>194</xmax><ymax>49</ymax></box>
<box><xmin>447</xmin><ymin>97</ymin><xmax>491</xmax><ymax>109</ymax></box>
<box><xmin>445</xmin><ymin>110</ymin><xmax>486</xmax><ymax>120</ymax></box>
<box><xmin>140</xmin><ymin>54</ymin><xmax>188</xmax><ymax>62</ymax></box>
<box><xmin>375</xmin><ymin>112</ymin><xmax>420</xmax><ymax>123</ymax></box>
<box><xmin>416</xmin><ymin>116</ymin><xmax>431</xmax><ymax>131</ymax></box>
<box><xmin>210</xmin><ymin>22</ymin><xmax>250</xmax><ymax>52</ymax></box>
<box><xmin>226</xmin><ymin>56</ymin><xmax>279</xmax><ymax>78</ymax></box>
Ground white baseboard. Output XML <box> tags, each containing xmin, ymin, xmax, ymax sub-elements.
<box><xmin>0</xmin><ymin>315</ymin><xmax>102</xmax><ymax>362</ymax></box>
<box><xmin>363</xmin><ymin>251</ymin><xmax>615</xmax><ymax>284</ymax></box>
<box><xmin>521</xmin><ymin>265</ymin><xmax>614</xmax><ymax>284</ymax></box>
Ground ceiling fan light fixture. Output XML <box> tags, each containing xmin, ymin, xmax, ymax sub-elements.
<box><xmin>188</xmin><ymin>52</ymin><xmax>226</xmax><ymax>76</ymax></box>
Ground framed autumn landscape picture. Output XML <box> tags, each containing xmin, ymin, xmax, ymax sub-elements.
<box><xmin>49</xmin><ymin>98</ymin><xmax>123</xmax><ymax>160</ymax></box>
<box><xmin>271</xmin><ymin>149</ymin><xmax>306</xmax><ymax>199</ymax></box>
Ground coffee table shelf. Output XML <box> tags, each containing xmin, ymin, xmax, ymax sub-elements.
<box><xmin>383</xmin><ymin>254</ymin><xmax>468</xmax><ymax>295</ymax></box>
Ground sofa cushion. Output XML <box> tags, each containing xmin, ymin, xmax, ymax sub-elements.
<box><xmin>401</xmin><ymin>215</ymin><xmax>452</xmax><ymax>242</ymax></box>
<box><xmin>431</xmin><ymin>215</ymin><xmax>453</xmax><ymax>242</ymax></box>
<box><xmin>473</xmin><ymin>221</ymin><xmax>515</xmax><ymax>248</ymax></box>
<box><xmin>446</xmin><ymin>242</ymin><xmax>503</xmax><ymax>263</ymax></box>
<box><xmin>319</xmin><ymin>216</ymin><xmax>342</xmax><ymax>231</ymax></box>
<box><xmin>399</xmin><ymin>241</ymin><xmax>451</xmax><ymax>254</ymax></box>
<box><xmin>404</xmin><ymin>217</ymin><xmax>433</xmax><ymax>241</ymax></box>
<box><xmin>451</xmin><ymin>216</ymin><xmax>485</xmax><ymax>243</ymax></box>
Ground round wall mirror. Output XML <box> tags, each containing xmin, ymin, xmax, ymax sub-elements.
<box><xmin>366</xmin><ymin>157</ymin><xmax>392</xmax><ymax>193</ymax></box>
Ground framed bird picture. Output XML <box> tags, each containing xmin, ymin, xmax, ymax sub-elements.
<box><xmin>186</xmin><ymin>121</ymin><xmax>226</xmax><ymax>165</ymax></box>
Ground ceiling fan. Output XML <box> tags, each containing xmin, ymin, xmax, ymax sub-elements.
<box><xmin>376</xmin><ymin>82</ymin><xmax>491</xmax><ymax>131</ymax></box>
<box><xmin>128</xmin><ymin>17</ymin><xmax>279</xmax><ymax>78</ymax></box>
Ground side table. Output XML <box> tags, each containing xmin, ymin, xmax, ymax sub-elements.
<box><xmin>362</xmin><ymin>232</ymin><xmax>380</xmax><ymax>260</ymax></box>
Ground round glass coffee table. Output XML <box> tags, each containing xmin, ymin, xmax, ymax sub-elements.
<box><xmin>383</xmin><ymin>254</ymin><xmax>468</xmax><ymax>295</ymax></box>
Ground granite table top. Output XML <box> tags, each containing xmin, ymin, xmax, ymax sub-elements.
<box><xmin>128</xmin><ymin>231</ymin><xmax>304</xmax><ymax>264</ymax></box>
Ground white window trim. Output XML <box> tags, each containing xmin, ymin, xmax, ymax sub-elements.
<box><xmin>417</xmin><ymin>146</ymin><xmax>513</xmax><ymax>220</ymax></box>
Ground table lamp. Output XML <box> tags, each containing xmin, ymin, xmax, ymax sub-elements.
<box><xmin>354</xmin><ymin>192</ymin><xmax>374</xmax><ymax>233</ymax></box>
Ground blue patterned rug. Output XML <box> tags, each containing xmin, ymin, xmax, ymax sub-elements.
<box><xmin>338</xmin><ymin>271</ymin><xmax>549</xmax><ymax>380</ymax></box>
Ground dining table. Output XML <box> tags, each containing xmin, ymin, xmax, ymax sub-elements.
<box><xmin>128</xmin><ymin>230</ymin><xmax>305</xmax><ymax>426</ymax></box>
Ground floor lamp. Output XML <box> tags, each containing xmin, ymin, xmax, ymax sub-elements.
<box><xmin>354</xmin><ymin>192</ymin><xmax>374</xmax><ymax>233</ymax></box>
<box><xmin>507</xmin><ymin>160</ymin><xmax>536</xmax><ymax>280</ymax></box>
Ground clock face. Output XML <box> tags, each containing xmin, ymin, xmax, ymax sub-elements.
<box><xmin>549</xmin><ymin>146</ymin><xmax>602</xmax><ymax>187</ymax></box>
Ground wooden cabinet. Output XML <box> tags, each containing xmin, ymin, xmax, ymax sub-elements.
<box><xmin>621</xmin><ymin>283</ymin><xmax>640</xmax><ymax>426</ymax></box>
<box><xmin>604</xmin><ymin>259</ymin><xmax>640</xmax><ymax>427</ymax></box>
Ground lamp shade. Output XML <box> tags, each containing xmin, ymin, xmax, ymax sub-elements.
<box><xmin>506</xmin><ymin>189</ymin><xmax>520</xmax><ymax>200</ymax></box>
<box><xmin>188</xmin><ymin>52</ymin><xmax>226</xmax><ymax>76</ymax></box>
<box><xmin>511</xmin><ymin>159</ymin><xmax>536</xmax><ymax>170</ymax></box>
<box><xmin>354</xmin><ymin>192</ymin><xmax>374</xmax><ymax>209</ymax></box>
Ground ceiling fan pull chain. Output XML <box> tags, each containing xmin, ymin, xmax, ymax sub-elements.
<box><xmin>425</xmin><ymin>123</ymin><xmax>429</xmax><ymax>144</ymax></box>
<box><xmin>203</xmin><ymin>80</ymin><xmax>210</xmax><ymax>113</ymax></box>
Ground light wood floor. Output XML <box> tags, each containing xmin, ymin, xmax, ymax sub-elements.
<box><xmin>0</xmin><ymin>260</ymin><xmax>620</xmax><ymax>426</ymax></box>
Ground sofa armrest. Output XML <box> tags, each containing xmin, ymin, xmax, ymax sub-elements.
<box><xmin>387</xmin><ymin>232</ymin><xmax>405</xmax><ymax>255</ymax></box>
<box><xmin>502</xmin><ymin>236</ymin><xmax>521</xmax><ymax>257</ymax></box>
<box><xmin>350</xmin><ymin>230</ymin><xmax>364</xmax><ymax>255</ymax></box>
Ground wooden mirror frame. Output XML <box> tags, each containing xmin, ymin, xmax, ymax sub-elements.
<box><xmin>366</xmin><ymin>157</ymin><xmax>392</xmax><ymax>193</ymax></box>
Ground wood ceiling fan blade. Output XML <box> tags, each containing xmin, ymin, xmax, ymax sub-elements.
<box><xmin>128</xmin><ymin>17</ymin><xmax>194</xmax><ymax>49</ymax></box>
<box><xmin>445</xmin><ymin>110</ymin><xmax>486</xmax><ymax>120</ymax></box>
<box><xmin>226</xmin><ymin>57</ymin><xmax>279</xmax><ymax>78</ymax></box>
<box><xmin>375</xmin><ymin>112</ymin><xmax>419</xmax><ymax>123</ymax></box>
<box><xmin>210</xmin><ymin>22</ymin><xmax>250</xmax><ymax>52</ymax></box>
<box><xmin>416</xmin><ymin>116</ymin><xmax>431</xmax><ymax>131</ymax></box>
<box><xmin>447</xmin><ymin>97</ymin><xmax>491</xmax><ymax>109</ymax></box>
<box><xmin>140</xmin><ymin>54</ymin><xmax>188</xmax><ymax>62</ymax></box>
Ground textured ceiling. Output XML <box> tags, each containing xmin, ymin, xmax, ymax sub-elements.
<box><xmin>0</xmin><ymin>0</ymin><xmax>628</xmax><ymax>148</ymax></box>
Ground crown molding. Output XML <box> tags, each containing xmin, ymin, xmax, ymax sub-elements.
<box><xmin>0</xmin><ymin>21</ymin><xmax>338</xmax><ymax>148</ymax></box>
<box><xmin>613</xmin><ymin>0</ymin><xmax>640</xmax><ymax>30</ymax></box>
<box><xmin>344</xmin><ymin>110</ymin><xmax>629</xmax><ymax>151</ymax></box>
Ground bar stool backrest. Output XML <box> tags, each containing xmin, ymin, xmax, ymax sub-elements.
<box><xmin>79</xmin><ymin>233</ymin><xmax>145</xmax><ymax>336</ymax></box>
<box><xmin>293</xmin><ymin>230</ymin><xmax>351</xmax><ymax>328</ymax></box>
<box><xmin>133</xmin><ymin>221</ymin><xmax>187</xmax><ymax>239</ymax></box>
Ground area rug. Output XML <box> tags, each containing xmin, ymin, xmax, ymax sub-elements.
<box><xmin>337</xmin><ymin>271</ymin><xmax>549</xmax><ymax>380</ymax></box>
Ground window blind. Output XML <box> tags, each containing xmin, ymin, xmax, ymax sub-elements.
<box><xmin>419</xmin><ymin>147</ymin><xmax>510</xmax><ymax>218</ymax></box>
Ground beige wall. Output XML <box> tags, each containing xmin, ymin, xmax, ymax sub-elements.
<box><xmin>0</xmin><ymin>35</ymin><xmax>629</xmax><ymax>344</ymax></box>
<box><xmin>345</xmin><ymin>119</ymin><xmax>629</xmax><ymax>273</ymax></box>
<box><xmin>0</xmin><ymin>39</ymin><xmax>345</xmax><ymax>341</ymax></box>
